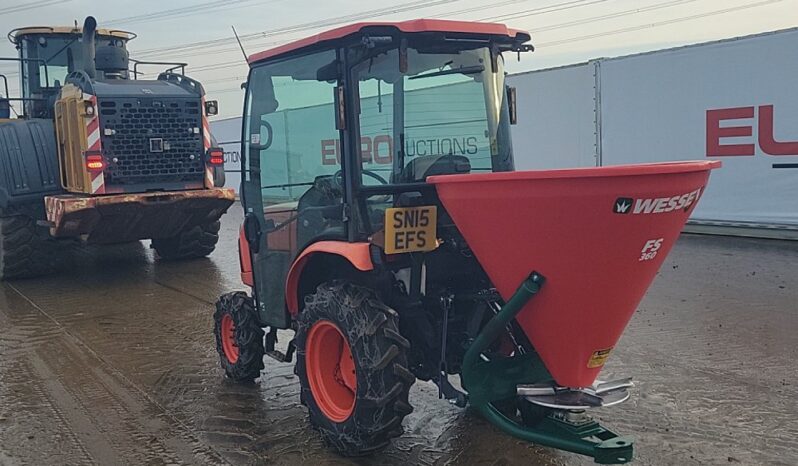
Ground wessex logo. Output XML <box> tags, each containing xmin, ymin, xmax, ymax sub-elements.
<box><xmin>613</xmin><ymin>188</ymin><xmax>702</xmax><ymax>215</ymax></box>
<box><xmin>613</xmin><ymin>198</ymin><xmax>633</xmax><ymax>214</ymax></box>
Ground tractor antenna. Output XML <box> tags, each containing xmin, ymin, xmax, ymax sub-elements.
<box><xmin>232</xmin><ymin>26</ymin><xmax>248</xmax><ymax>63</ymax></box>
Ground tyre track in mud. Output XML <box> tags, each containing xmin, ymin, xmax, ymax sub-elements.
<box><xmin>0</xmin><ymin>282</ymin><xmax>97</xmax><ymax>465</ymax></box>
<box><xmin>0</xmin><ymin>280</ymin><xmax>228</xmax><ymax>465</ymax></box>
<box><xmin>0</xmin><ymin>240</ymin><xmax>320</xmax><ymax>464</ymax></box>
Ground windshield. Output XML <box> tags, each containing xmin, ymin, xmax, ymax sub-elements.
<box><xmin>19</xmin><ymin>34</ymin><xmax>126</xmax><ymax>93</ymax></box>
<box><xmin>353</xmin><ymin>46</ymin><xmax>512</xmax><ymax>184</ymax></box>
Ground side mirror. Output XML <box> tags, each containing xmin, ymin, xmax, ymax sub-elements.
<box><xmin>204</xmin><ymin>99</ymin><xmax>219</xmax><ymax>116</ymax></box>
<box><xmin>507</xmin><ymin>86</ymin><xmax>517</xmax><ymax>125</ymax></box>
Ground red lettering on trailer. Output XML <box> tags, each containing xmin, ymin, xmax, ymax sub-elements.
<box><xmin>321</xmin><ymin>135</ymin><xmax>393</xmax><ymax>165</ymax></box>
<box><xmin>758</xmin><ymin>105</ymin><xmax>798</xmax><ymax>155</ymax></box>
<box><xmin>321</xmin><ymin>139</ymin><xmax>338</xmax><ymax>165</ymax></box>
<box><xmin>706</xmin><ymin>105</ymin><xmax>798</xmax><ymax>157</ymax></box>
<box><xmin>706</xmin><ymin>106</ymin><xmax>755</xmax><ymax>156</ymax></box>
<box><xmin>360</xmin><ymin>137</ymin><xmax>373</xmax><ymax>163</ymax></box>
<box><xmin>373</xmin><ymin>135</ymin><xmax>393</xmax><ymax>164</ymax></box>
<box><xmin>320</xmin><ymin>134</ymin><xmax>476</xmax><ymax>164</ymax></box>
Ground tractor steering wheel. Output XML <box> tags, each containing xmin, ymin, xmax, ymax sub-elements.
<box><xmin>333</xmin><ymin>169</ymin><xmax>389</xmax><ymax>188</ymax></box>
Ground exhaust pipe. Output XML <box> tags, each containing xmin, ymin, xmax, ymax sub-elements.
<box><xmin>82</xmin><ymin>16</ymin><xmax>97</xmax><ymax>79</ymax></box>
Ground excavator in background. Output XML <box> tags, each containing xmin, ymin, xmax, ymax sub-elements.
<box><xmin>0</xmin><ymin>16</ymin><xmax>235</xmax><ymax>279</ymax></box>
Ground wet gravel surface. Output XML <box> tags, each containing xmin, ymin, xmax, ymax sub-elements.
<box><xmin>1</xmin><ymin>205</ymin><xmax>796</xmax><ymax>465</ymax></box>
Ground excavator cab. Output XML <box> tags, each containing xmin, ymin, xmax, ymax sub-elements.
<box><xmin>9</xmin><ymin>25</ymin><xmax>133</xmax><ymax>118</ymax></box>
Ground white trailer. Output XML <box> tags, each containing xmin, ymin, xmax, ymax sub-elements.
<box><xmin>508</xmin><ymin>27</ymin><xmax>798</xmax><ymax>237</ymax></box>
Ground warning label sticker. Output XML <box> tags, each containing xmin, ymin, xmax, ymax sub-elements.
<box><xmin>588</xmin><ymin>348</ymin><xmax>613</xmax><ymax>368</ymax></box>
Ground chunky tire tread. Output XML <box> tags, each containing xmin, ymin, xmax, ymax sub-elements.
<box><xmin>213</xmin><ymin>291</ymin><xmax>265</xmax><ymax>383</ymax></box>
<box><xmin>0</xmin><ymin>213</ymin><xmax>59</xmax><ymax>280</ymax></box>
<box><xmin>383</xmin><ymin>327</ymin><xmax>410</xmax><ymax>348</ymax></box>
<box><xmin>372</xmin><ymin>345</ymin><xmax>400</xmax><ymax>370</ymax></box>
<box><xmin>296</xmin><ymin>281</ymin><xmax>415</xmax><ymax>456</ymax></box>
<box><xmin>152</xmin><ymin>220</ymin><xmax>220</xmax><ymax>260</ymax></box>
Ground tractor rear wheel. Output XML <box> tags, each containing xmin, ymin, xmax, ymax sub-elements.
<box><xmin>296</xmin><ymin>281</ymin><xmax>415</xmax><ymax>456</ymax></box>
<box><xmin>0</xmin><ymin>212</ymin><xmax>58</xmax><ymax>280</ymax></box>
<box><xmin>152</xmin><ymin>220</ymin><xmax>220</xmax><ymax>260</ymax></box>
<box><xmin>213</xmin><ymin>291</ymin><xmax>265</xmax><ymax>382</ymax></box>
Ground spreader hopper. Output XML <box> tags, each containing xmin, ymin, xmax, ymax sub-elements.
<box><xmin>430</xmin><ymin>161</ymin><xmax>721</xmax><ymax>388</ymax></box>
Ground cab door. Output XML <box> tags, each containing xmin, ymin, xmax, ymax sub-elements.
<box><xmin>240</xmin><ymin>50</ymin><xmax>344</xmax><ymax>328</ymax></box>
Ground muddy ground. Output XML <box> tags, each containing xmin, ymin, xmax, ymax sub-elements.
<box><xmin>1</xmin><ymin>205</ymin><xmax>796</xmax><ymax>466</ymax></box>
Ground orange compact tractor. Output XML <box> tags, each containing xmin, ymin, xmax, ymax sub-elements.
<box><xmin>213</xmin><ymin>19</ymin><xmax>719</xmax><ymax>463</ymax></box>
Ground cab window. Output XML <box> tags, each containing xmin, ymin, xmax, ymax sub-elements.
<box><xmin>243</xmin><ymin>50</ymin><xmax>340</xmax><ymax>207</ymax></box>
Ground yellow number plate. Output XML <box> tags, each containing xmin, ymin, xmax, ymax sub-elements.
<box><xmin>384</xmin><ymin>206</ymin><xmax>437</xmax><ymax>254</ymax></box>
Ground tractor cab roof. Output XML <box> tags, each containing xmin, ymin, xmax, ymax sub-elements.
<box><xmin>9</xmin><ymin>26</ymin><xmax>135</xmax><ymax>44</ymax></box>
<box><xmin>248</xmin><ymin>19</ymin><xmax>531</xmax><ymax>64</ymax></box>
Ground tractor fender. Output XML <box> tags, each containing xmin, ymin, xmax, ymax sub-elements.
<box><xmin>285</xmin><ymin>241</ymin><xmax>373</xmax><ymax>315</ymax></box>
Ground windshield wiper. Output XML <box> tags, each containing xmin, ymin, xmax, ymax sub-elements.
<box><xmin>408</xmin><ymin>64</ymin><xmax>484</xmax><ymax>80</ymax></box>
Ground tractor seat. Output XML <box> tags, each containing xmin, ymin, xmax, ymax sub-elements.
<box><xmin>401</xmin><ymin>154</ymin><xmax>471</xmax><ymax>182</ymax></box>
<box><xmin>296</xmin><ymin>175</ymin><xmax>344</xmax><ymax>249</ymax></box>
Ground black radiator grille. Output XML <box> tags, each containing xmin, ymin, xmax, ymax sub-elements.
<box><xmin>99</xmin><ymin>98</ymin><xmax>205</xmax><ymax>187</ymax></box>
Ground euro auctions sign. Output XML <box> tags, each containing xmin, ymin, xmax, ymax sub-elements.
<box><xmin>707</xmin><ymin>105</ymin><xmax>798</xmax><ymax>157</ymax></box>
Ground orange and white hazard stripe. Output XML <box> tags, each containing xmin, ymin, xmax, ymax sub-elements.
<box><xmin>85</xmin><ymin>93</ymin><xmax>106</xmax><ymax>195</ymax></box>
<box><xmin>202</xmin><ymin>96</ymin><xmax>215</xmax><ymax>188</ymax></box>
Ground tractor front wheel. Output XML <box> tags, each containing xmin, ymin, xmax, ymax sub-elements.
<box><xmin>213</xmin><ymin>292</ymin><xmax>265</xmax><ymax>382</ymax></box>
<box><xmin>296</xmin><ymin>281</ymin><xmax>415</xmax><ymax>456</ymax></box>
<box><xmin>0</xmin><ymin>212</ymin><xmax>58</xmax><ymax>280</ymax></box>
<box><xmin>152</xmin><ymin>220</ymin><xmax>220</xmax><ymax>260</ymax></box>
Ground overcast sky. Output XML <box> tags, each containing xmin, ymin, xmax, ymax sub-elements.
<box><xmin>1</xmin><ymin>0</ymin><xmax>796</xmax><ymax>118</ymax></box>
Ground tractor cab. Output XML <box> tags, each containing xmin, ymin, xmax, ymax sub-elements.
<box><xmin>7</xmin><ymin>25</ymin><xmax>133</xmax><ymax>118</ymax></box>
<box><xmin>241</xmin><ymin>20</ymin><xmax>531</xmax><ymax>326</ymax></box>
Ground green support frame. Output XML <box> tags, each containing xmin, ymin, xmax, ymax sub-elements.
<box><xmin>461</xmin><ymin>272</ymin><xmax>634</xmax><ymax>464</ymax></box>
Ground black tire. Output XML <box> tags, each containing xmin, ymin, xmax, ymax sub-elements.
<box><xmin>212</xmin><ymin>165</ymin><xmax>226</xmax><ymax>188</ymax></box>
<box><xmin>213</xmin><ymin>291</ymin><xmax>265</xmax><ymax>382</ymax></box>
<box><xmin>152</xmin><ymin>220</ymin><xmax>220</xmax><ymax>260</ymax></box>
<box><xmin>296</xmin><ymin>281</ymin><xmax>415</xmax><ymax>456</ymax></box>
<box><xmin>0</xmin><ymin>213</ymin><xmax>58</xmax><ymax>280</ymax></box>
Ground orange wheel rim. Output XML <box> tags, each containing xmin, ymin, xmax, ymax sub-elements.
<box><xmin>306</xmin><ymin>320</ymin><xmax>356</xmax><ymax>422</ymax></box>
<box><xmin>221</xmin><ymin>314</ymin><xmax>239</xmax><ymax>363</ymax></box>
